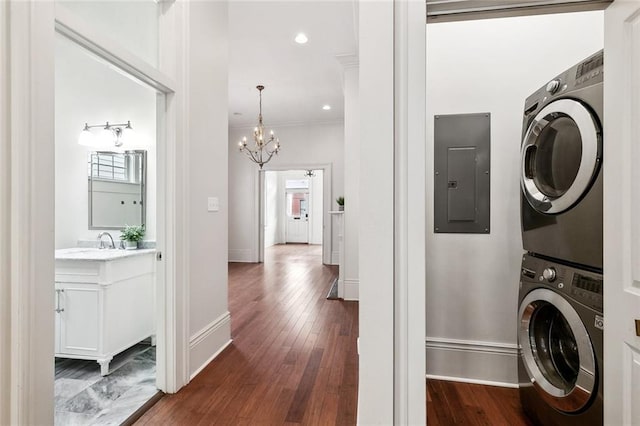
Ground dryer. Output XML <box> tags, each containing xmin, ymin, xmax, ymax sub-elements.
<box><xmin>518</xmin><ymin>253</ymin><xmax>603</xmax><ymax>426</ymax></box>
<box><xmin>520</xmin><ymin>50</ymin><xmax>603</xmax><ymax>271</ymax></box>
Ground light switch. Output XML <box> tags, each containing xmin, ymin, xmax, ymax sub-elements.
<box><xmin>207</xmin><ymin>197</ymin><xmax>219</xmax><ymax>212</ymax></box>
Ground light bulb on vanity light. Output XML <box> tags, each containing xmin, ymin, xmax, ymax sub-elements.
<box><xmin>119</xmin><ymin>121</ymin><xmax>137</xmax><ymax>146</ymax></box>
<box><xmin>98</xmin><ymin>124</ymin><xmax>116</xmax><ymax>147</ymax></box>
<box><xmin>78</xmin><ymin>123</ymin><xmax>95</xmax><ymax>146</ymax></box>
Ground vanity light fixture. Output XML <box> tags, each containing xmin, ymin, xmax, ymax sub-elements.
<box><xmin>78</xmin><ymin>121</ymin><xmax>136</xmax><ymax>149</ymax></box>
<box><xmin>238</xmin><ymin>85</ymin><xmax>281</xmax><ymax>169</ymax></box>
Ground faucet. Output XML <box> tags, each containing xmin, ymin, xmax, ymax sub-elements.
<box><xmin>97</xmin><ymin>232</ymin><xmax>115</xmax><ymax>249</ymax></box>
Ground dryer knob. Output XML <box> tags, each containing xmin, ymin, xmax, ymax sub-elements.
<box><xmin>546</xmin><ymin>79</ymin><xmax>561</xmax><ymax>94</ymax></box>
<box><xmin>543</xmin><ymin>267</ymin><xmax>557</xmax><ymax>282</ymax></box>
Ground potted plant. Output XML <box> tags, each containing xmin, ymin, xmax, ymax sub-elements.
<box><xmin>336</xmin><ymin>196</ymin><xmax>345</xmax><ymax>211</ymax></box>
<box><xmin>120</xmin><ymin>224</ymin><xmax>145</xmax><ymax>250</ymax></box>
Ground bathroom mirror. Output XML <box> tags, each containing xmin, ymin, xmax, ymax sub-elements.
<box><xmin>88</xmin><ymin>150</ymin><xmax>146</xmax><ymax>230</ymax></box>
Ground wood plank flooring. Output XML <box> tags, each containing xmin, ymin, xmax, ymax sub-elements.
<box><xmin>427</xmin><ymin>380</ymin><xmax>534</xmax><ymax>426</ymax></box>
<box><xmin>136</xmin><ymin>244</ymin><xmax>358</xmax><ymax>425</ymax></box>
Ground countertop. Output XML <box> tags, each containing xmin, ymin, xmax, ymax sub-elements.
<box><xmin>55</xmin><ymin>247</ymin><xmax>156</xmax><ymax>261</ymax></box>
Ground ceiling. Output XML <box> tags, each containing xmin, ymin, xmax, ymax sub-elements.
<box><xmin>228</xmin><ymin>1</ymin><xmax>357</xmax><ymax>129</ymax></box>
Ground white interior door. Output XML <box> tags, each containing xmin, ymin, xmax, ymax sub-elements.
<box><xmin>604</xmin><ymin>1</ymin><xmax>640</xmax><ymax>424</ymax></box>
<box><xmin>285</xmin><ymin>190</ymin><xmax>309</xmax><ymax>243</ymax></box>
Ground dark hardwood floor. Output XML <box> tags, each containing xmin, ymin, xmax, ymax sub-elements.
<box><xmin>136</xmin><ymin>244</ymin><xmax>358</xmax><ymax>425</ymax></box>
<box><xmin>136</xmin><ymin>244</ymin><xmax>532</xmax><ymax>425</ymax></box>
<box><xmin>427</xmin><ymin>379</ymin><xmax>534</xmax><ymax>426</ymax></box>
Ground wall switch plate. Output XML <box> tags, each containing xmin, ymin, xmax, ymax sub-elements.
<box><xmin>207</xmin><ymin>197</ymin><xmax>219</xmax><ymax>212</ymax></box>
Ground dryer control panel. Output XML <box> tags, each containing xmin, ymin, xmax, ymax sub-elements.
<box><xmin>521</xmin><ymin>254</ymin><xmax>603</xmax><ymax>311</ymax></box>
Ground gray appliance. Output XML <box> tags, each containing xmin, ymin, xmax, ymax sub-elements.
<box><xmin>518</xmin><ymin>253</ymin><xmax>603</xmax><ymax>426</ymax></box>
<box><xmin>520</xmin><ymin>50</ymin><xmax>603</xmax><ymax>271</ymax></box>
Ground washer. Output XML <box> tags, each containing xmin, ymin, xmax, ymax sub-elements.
<box><xmin>520</xmin><ymin>50</ymin><xmax>603</xmax><ymax>270</ymax></box>
<box><xmin>518</xmin><ymin>253</ymin><xmax>603</xmax><ymax>426</ymax></box>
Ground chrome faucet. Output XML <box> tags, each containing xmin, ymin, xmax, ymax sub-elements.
<box><xmin>97</xmin><ymin>232</ymin><xmax>115</xmax><ymax>249</ymax></box>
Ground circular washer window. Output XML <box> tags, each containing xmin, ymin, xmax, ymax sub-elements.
<box><xmin>519</xmin><ymin>288</ymin><xmax>596</xmax><ymax>413</ymax></box>
<box><xmin>521</xmin><ymin>99</ymin><xmax>601</xmax><ymax>214</ymax></box>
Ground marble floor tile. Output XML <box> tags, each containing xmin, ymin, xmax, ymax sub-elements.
<box><xmin>92</xmin><ymin>385</ymin><xmax>160</xmax><ymax>426</ymax></box>
<box><xmin>54</xmin><ymin>378</ymin><xmax>91</xmax><ymax>408</ymax></box>
<box><xmin>55</xmin><ymin>343</ymin><xmax>157</xmax><ymax>425</ymax></box>
<box><xmin>54</xmin><ymin>410</ymin><xmax>96</xmax><ymax>426</ymax></box>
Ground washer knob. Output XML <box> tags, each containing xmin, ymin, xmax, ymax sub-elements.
<box><xmin>546</xmin><ymin>79</ymin><xmax>561</xmax><ymax>94</ymax></box>
<box><xmin>543</xmin><ymin>267</ymin><xmax>557</xmax><ymax>282</ymax></box>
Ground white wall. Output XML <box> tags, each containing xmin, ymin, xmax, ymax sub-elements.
<box><xmin>425</xmin><ymin>11</ymin><xmax>604</xmax><ymax>385</ymax></box>
<box><xmin>58</xmin><ymin>1</ymin><xmax>159</xmax><ymax>67</ymax></box>
<box><xmin>55</xmin><ymin>34</ymin><xmax>157</xmax><ymax>249</ymax></box>
<box><xmin>229</xmin><ymin>122</ymin><xmax>343</xmax><ymax>262</ymax></box>
<box><xmin>187</xmin><ymin>0</ymin><xmax>231</xmax><ymax>377</ymax></box>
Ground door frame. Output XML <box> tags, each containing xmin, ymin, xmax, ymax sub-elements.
<box><xmin>254</xmin><ymin>163</ymin><xmax>332</xmax><ymax>264</ymax></box>
<box><xmin>4</xmin><ymin>1</ymin><xmax>189</xmax><ymax>422</ymax></box>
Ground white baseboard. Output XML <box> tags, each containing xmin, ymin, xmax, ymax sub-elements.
<box><xmin>331</xmin><ymin>250</ymin><xmax>340</xmax><ymax>265</ymax></box>
<box><xmin>228</xmin><ymin>249</ymin><xmax>253</xmax><ymax>263</ymax></box>
<box><xmin>425</xmin><ymin>337</ymin><xmax>519</xmax><ymax>386</ymax></box>
<box><xmin>189</xmin><ymin>311</ymin><xmax>232</xmax><ymax>380</ymax></box>
<box><xmin>343</xmin><ymin>279</ymin><xmax>359</xmax><ymax>301</ymax></box>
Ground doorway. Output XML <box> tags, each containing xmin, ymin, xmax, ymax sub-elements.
<box><xmin>257</xmin><ymin>165</ymin><xmax>332</xmax><ymax>265</ymax></box>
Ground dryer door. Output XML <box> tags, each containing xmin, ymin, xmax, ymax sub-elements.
<box><xmin>521</xmin><ymin>99</ymin><xmax>601</xmax><ymax>214</ymax></box>
<box><xmin>519</xmin><ymin>288</ymin><xmax>596</xmax><ymax>413</ymax></box>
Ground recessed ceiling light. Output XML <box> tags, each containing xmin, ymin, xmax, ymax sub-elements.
<box><xmin>295</xmin><ymin>33</ymin><xmax>308</xmax><ymax>44</ymax></box>
<box><xmin>322</xmin><ymin>105</ymin><xmax>331</xmax><ymax>111</ymax></box>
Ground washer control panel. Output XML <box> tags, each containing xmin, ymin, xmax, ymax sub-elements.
<box><xmin>521</xmin><ymin>254</ymin><xmax>603</xmax><ymax>311</ymax></box>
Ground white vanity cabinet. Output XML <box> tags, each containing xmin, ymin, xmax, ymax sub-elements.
<box><xmin>54</xmin><ymin>248</ymin><xmax>156</xmax><ymax>375</ymax></box>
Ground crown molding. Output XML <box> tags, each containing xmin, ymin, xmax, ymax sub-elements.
<box><xmin>335</xmin><ymin>53</ymin><xmax>359</xmax><ymax>70</ymax></box>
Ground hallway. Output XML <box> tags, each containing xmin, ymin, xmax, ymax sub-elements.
<box><xmin>136</xmin><ymin>244</ymin><xmax>358</xmax><ymax>425</ymax></box>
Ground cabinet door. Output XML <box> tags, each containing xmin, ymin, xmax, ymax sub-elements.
<box><xmin>58</xmin><ymin>285</ymin><xmax>100</xmax><ymax>355</ymax></box>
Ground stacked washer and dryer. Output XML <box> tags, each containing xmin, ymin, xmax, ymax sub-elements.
<box><xmin>517</xmin><ymin>50</ymin><xmax>604</xmax><ymax>426</ymax></box>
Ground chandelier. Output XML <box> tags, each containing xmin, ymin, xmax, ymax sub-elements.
<box><xmin>238</xmin><ymin>85</ymin><xmax>280</xmax><ymax>168</ymax></box>
<box><xmin>304</xmin><ymin>170</ymin><xmax>316</xmax><ymax>178</ymax></box>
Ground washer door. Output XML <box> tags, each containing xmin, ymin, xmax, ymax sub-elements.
<box><xmin>521</xmin><ymin>99</ymin><xmax>601</xmax><ymax>214</ymax></box>
<box><xmin>518</xmin><ymin>288</ymin><xmax>596</xmax><ymax>413</ymax></box>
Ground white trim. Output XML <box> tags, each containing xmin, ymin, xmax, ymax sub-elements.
<box><xmin>188</xmin><ymin>312</ymin><xmax>232</xmax><ymax>380</ymax></box>
<box><xmin>55</xmin><ymin>5</ymin><xmax>176</xmax><ymax>93</ymax></box>
<box><xmin>8</xmin><ymin>2</ymin><xmax>56</xmax><ymax>424</ymax></box>
<box><xmin>229</xmin><ymin>249</ymin><xmax>254</xmax><ymax>263</ymax></box>
<box><xmin>394</xmin><ymin>1</ymin><xmax>427</xmax><ymax>424</ymax></box>
<box><xmin>190</xmin><ymin>311</ymin><xmax>231</xmax><ymax>348</ymax></box>
<box><xmin>425</xmin><ymin>337</ymin><xmax>519</xmax><ymax>386</ymax></box>
<box><xmin>426</xmin><ymin>374</ymin><xmax>520</xmax><ymax>389</ymax></box>
<box><xmin>343</xmin><ymin>279</ymin><xmax>360</xmax><ymax>301</ymax></box>
<box><xmin>426</xmin><ymin>337</ymin><xmax>519</xmax><ymax>354</ymax></box>
<box><xmin>331</xmin><ymin>250</ymin><xmax>340</xmax><ymax>265</ymax></box>
<box><xmin>0</xmin><ymin>1</ymin><xmax>10</xmax><ymax>424</ymax></box>
<box><xmin>336</xmin><ymin>53</ymin><xmax>359</xmax><ymax>70</ymax></box>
